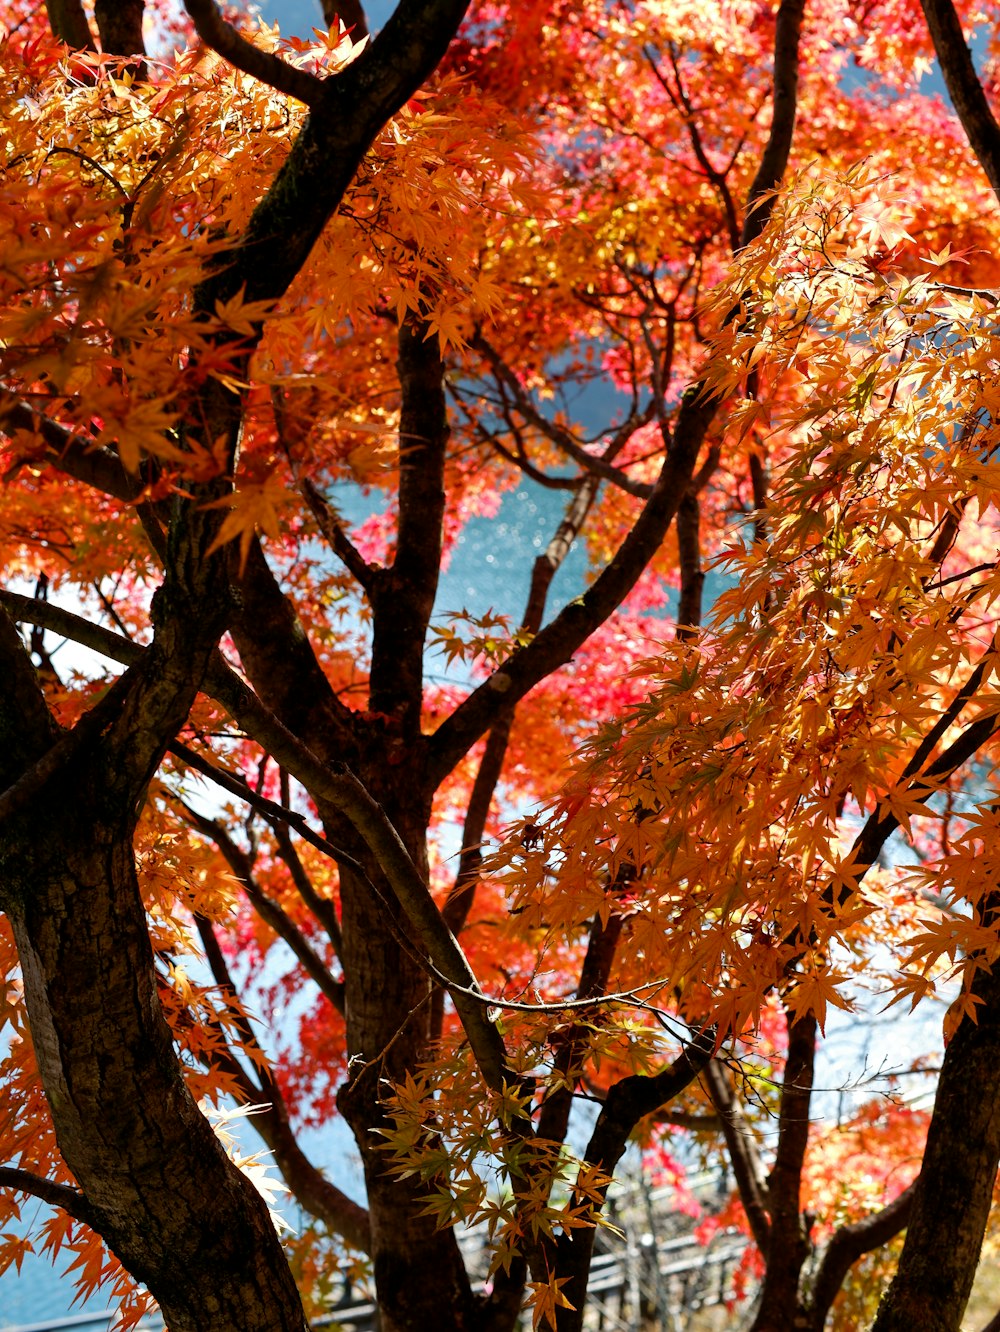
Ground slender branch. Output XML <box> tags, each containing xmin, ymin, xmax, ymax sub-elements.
<box><xmin>647</xmin><ymin>44</ymin><xmax>740</xmax><ymax>252</ymax></box>
<box><xmin>426</xmin><ymin>385</ymin><xmax>718</xmax><ymax>783</ymax></box>
<box><xmin>749</xmin><ymin>1010</ymin><xmax>817</xmax><ymax>1331</ymax></box>
<box><xmin>474</xmin><ymin>336</ymin><xmax>654</xmax><ymax>500</ymax></box>
<box><xmin>188</xmin><ymin>970</ymin><xmax>372</xmax><ymax>1253</ymax></box>
<box><xmin>443</xmin><ymin>474</ymin><xmax>601</xmax><ymax>939</ymax></box>
<box><xmin>676</xmin><ymin>488</ymin><xmax>704</xmax><ymax>638</ymax></box>
<box><xmin>181</xmin><ymin>802</ymin><xmax>346</xmax><ymax>1015</ymax></box>
<box><xmin>368</xmin><ymin>314</ymin><xmax>448</xmax><ymax>735</ymax></box>
<box><xmin>702</xmin><ymin>1059</ymin><xmax>772</xmax><ymax>1254</ymax></box>
<box><xmin>837</xmin><ymin>708</ymin><xmax>1000</xmax><ymax>910</ymax></box>
<box><xmin>300</xmin><ymin>477</ymin><xmax>380</xmax><ymax>596</ymax></box>
<box><xmin>535</xmin><ymin>912</ymin><xmax>624</xmax><ymax>1148</ymax></box>
<box><xmin>0</xmin><ymin>393</ymin><xmax>139</xmax><ymax>503</ymax></box>
<box><xmin>184</xmin><ymin>0</ymin><xmax>326</xmax><ymax>107</ymax></box>
<box><xmin>0</xmin><ymin>589</ymin><xmax>143</xmax><ymax>667</ymax></box>
<box><xmin>551</xmin><ymin>1029</ymin><xmax>716</xmax><ymax>1332</ymax></box>
<box><xmin>0</xmin><ymin>1168</ymin><xmax>96</xmax><ymax>1227</ymax></box>
<box><xmin>195</xmin><ymin>914</ymin><xmax>269</xmax><ymax>1053</ymax></box>
<box><xmin>430</xmin><ymin>0</ymin><xmax>806</xmax><ymax>784</ymax></box>
<box><xmin>271</xmin><ymin>821</ymin><xmax>344</xmax><ymax>959</ymax></box>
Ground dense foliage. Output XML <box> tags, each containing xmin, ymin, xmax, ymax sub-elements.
<box><xmin>4</xmin><ymin>1</ymin><xmax>1000</xmax><ymax>1329</ymax></box>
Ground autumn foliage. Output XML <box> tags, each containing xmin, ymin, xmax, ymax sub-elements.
<box><xmin>4</xmin><ymin>0</ymin><xmax>1000</xmax><ymax>1330</ymax></box>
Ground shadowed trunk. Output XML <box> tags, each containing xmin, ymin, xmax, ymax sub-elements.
<box><xmin>872</xmin><ymin>952</ymin><xmax>1000</xmax><ymax>1332</ymax></box>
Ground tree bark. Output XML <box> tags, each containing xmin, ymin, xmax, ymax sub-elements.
<box><xmin>0</xmin><ymin>512</ymin><xmax>309</xmax><ymax>1332</ymax></box>
<box><xmin>94</xmin><ymin>0</ymin><xmax>146</xmax><ymax>72</ymax></box>
<box><xmin>750</xmin><ymin>1011</ymin><xmax>816</xmax><ymax>1332</ymax></box>
<box><xmin>872</xmin><ymin>954</ymin><xmax>1000</xmax><ymax>1331</ymax></box>
<box><xmin>333</xmin><ymin>792</ymin><xmax>478</xmax><ymax>1332</ymax></box>
<box><xmin>45</xmin><ymin>0</ymin><xmax>93</xmax><ymax>48</ymax></box>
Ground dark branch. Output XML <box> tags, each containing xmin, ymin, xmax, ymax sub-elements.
<box><xmin>301</xmin><ymin>478</ymin><xmax>379</xmax><ymax>597</ymax></box>
<box><xmin>368</xmin><ymin>314</ymin><xmax>448</xmax><ymax>735</ymax></box>
<box><xmin>810</xmin><ymin>1180</ymin><xmax>915</xmax><ymax>1328</ymax></box>
<box><xmin>182</xmin><ymin>802</ymin><xmax>346</xmax><ymax>1015</ymax></box>
<box><xmin>920</xmin><ymin>0</ymin><xmax>1000</xmax><ymax>203</ymax></box>
<box><xmin>703</xmin><ymin>1059</ymin><xmax>772</xmax><ymax>1254</ymax></box>
<box><xmin>426</xmin><ymin>387</ymin><xmax>718</xmax><ymax>783</ymax></box>
<box><xmin>0</xmin><ymin>1167</ymin><xmax>96</xmax><ymax>1228</ymax></box>
<box><xmin>741</xmin><ymin>0</ymin><xmax>807</xmax><ymax>249</ymax></box>
<box><xmin>271</xmin><ymin>820</ymin><xmax>344</xmax><ymax>959</ymax></box>
<box><xmin>188</xmin><ymin>963</ymin><xmax>371</xmax><ymax>1253</ymax></box>
<box><xmin>184</xmin><ymin>0</ymin><xmax>327</xmax><ymax>107</ymax></box>
<box><xmin>750</xmin><ymin>1010</ymin><xmax>816</xmax><ymax>1331</ymax></box>
<box><xmin>474</xmin><ymin>335</ymin><xmax>654</xmax><ymax>500</ymax></box>
<box><xmin>551</xmin><ymin>1029</ymin><xmax>716</xmax><ymax>1332</ymax></box>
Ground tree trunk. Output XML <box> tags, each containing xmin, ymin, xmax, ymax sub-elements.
<box><xmin>750</xmin><ymin>1011</ymin><xmax>816</xmax><ymax>1332</ymax></box>
<box><xmin>872</xmin><ymin>956</ymin><xmax>1000</xmax><ymax>1331</ymax></box>
<box><xmin>0</xmin><ymin>611</ymin><xmax>308</xmax><ymax>1332</ymax></box>
<box><xmin>332</xmin><ymin>781</ymin><xmax>479</xmax><ymax>1332</ymax></box>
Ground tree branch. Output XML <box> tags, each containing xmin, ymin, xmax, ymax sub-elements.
<box><xmin>473</xmin><ymin>335</ymin><xmax>654</xmax><ymax>500</ymax></box>
<box><xmin>300</xmin><ymin>477</ymin><xmax>380</xmax><ymax>598</ymax></box>
<box><xmin>552</xmin><ymin>1029</ymin><xmax>716</xmax><ymax>1332</ymax></box>
<box><xmin>93</xmin><ymin>0</ymin><xmax>145</xmax><ymax>66</ymax></box>
<box><xmin>0</xmin><ymin>393</ymin><xmax>140</xmax><ymax>504</ymax></box>
<box><xmin>442</xmin><ymin>474</ymin><xmax>600</xmax><ymax>940</ymax></box>
<box><xmin>368</xmin><ymin>314</ymin><xmax>448</xmax><ymax>736</ymax></box>
<box><xmin>271</xmin><ymin>820</ymin><xmax>344</xmax><ymax>960</ymax></box>
<box><xmin>809</xmin><ymin>1180</ymin><xmax>915</xmax><ymax>1329</ymax></box>
<box><xmin>429</xmin><ymin>0</ymin><xmax>806</xmax><ymax>784</ymax></box>
<box><xmin>426</xmin><ymin>387</ymin><xmax>718</xmax><ymax>783</ymax></box>
<box><xmin>0</xmin><ymin>1167</ymin><xmax>96</xmax><ymax>1228</ymax></box>
<box><xmin>871</xmin><ymin>948</ymin><xmax>1000</xmax><ymax>1331</ymax></box>
<box><xmin>184</xmin><ymin>0</ymin><xmax>327</xmax><ymax>106</ymax></box>
<box><xmin>920</xmin><ymin>0</ymin><xmax>1000</xmax><ymax>204</ymax></box>
<box><xmin>181</xmin><ymin>802</ymin><xmax>346</xmax><ymax>1015</ymax></box>
<box><xmin>186</xmin><ymin>961</ymin><xmax>372</xmax><ymax>1254</ymax></box>
<box><xmin>750</xmin><ymin>1010</ymin><xmax>816</xmax><ymax>1331</ymax></box>
<box><xmin>195</xmin><ymin>0</ymin><xmax>474</xmax><ymax>318</ymax></box>
<box><xmin>742</xmin><ymin>0</ymin><xmax>807</xmax><ymax>249</ymax></box>
<box><xmin>231</xmin><ymin>539</ymin><xmax>360</xmax><ymax>764</ymax></box>
<box><xmin>702</xmin><ymin>1059</ymin><xmax>772</xmax><ymax>1254</ymax></box>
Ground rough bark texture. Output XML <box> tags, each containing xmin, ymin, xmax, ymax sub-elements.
<box><xmin>750</xmin><ymin>1012</ymin><xmax>816</xmax><ymax>1332</ymax></box>
<box><xmin>93</xmin><ymin>0</ymin><xmax>145</xmax><ymax>59</ymax></box>
<box><xmin>45</xmin><ymin>0</ymin><xmax>93</xmax><ymax>47</ymax></box>
<box><xmin>871</xmin><ymin>953</ymin><xmax>1000</xmax><ymax>1332</ymax></box>
<box><xmin>0</xmin><ymin>489</ymin><xmax>310</xmax><ymax>1331</ymax></box>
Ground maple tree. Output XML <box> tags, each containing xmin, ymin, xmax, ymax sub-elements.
<box><xmin>5</xmin><ymin>0</ymin><xmax>1000</xmax><ymax>1329</ymax></box>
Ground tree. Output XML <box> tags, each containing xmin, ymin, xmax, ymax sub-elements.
<box><xmin>3</xmin><ymin>1</ymin><xmax>1000</xmax><ymax>1330</ymax></box>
